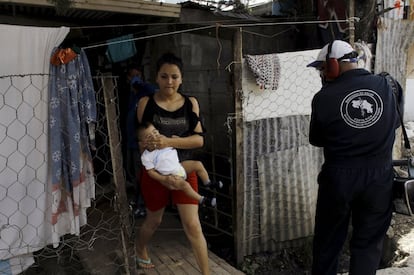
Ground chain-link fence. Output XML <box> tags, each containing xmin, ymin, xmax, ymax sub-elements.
<box><xmin>0</xmin><ymin>69</ymin><xmax>236</xmax><ymax>274</ymax></box>
<box><xmin>0</xmin><ymin>48</ymin><xmax>330</xmax><ymax>273</ymax></box>
<box><xmin>0</xmin><ymin>73</ymin><xmax>136</xmax><ymax>275</ymax></box>
<box><xmin>236</xmin><ymin>50</ymin><xmax>324</xmax><ymax>256</ymax></box>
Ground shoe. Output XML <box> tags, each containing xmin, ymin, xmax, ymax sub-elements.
<box><xmin>207</xmin><ymin>180</ymin><xmax>223</xmax><ymax>190</ymax></box>
<box><xmin>200</xmin><ymin>196</ymin><xmax>217</xmax><ymax>207</ymax></box>
<box><xmin>137</xmin><ymin>257</ymin><xmax>154</xmax><ymax>269</ymax></box>
<box><xmin>128</xmin><ymin>200</ymin><xmax>136</xmax><ymax>211</ymax></box>
<box><xmin>134</xmin><ymin>208</ymin><xmax>146</xmax><ymax>218</ymax></box>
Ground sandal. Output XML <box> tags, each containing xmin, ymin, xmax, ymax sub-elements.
<box><xmin>137</xmin><ymin>257</ymin><xmax>155</xmax><ymax>269</ymax></box>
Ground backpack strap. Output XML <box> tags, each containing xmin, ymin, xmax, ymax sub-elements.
<box><xmin>379</xmin><ymin>72</ymin><xmax>411</xmax><ymax>152</ymax></box>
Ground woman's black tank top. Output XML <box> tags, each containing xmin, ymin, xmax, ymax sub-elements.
<box><xmin>142</xmin><ymin>93</ymin><xmax>197</xmax><ymax>161</ymax></box>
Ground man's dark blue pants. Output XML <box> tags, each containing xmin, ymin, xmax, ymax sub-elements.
<box><xmin>311</xmin><ymin>164</ymin><xmax>394</xmax><ymax>275</ymax></box>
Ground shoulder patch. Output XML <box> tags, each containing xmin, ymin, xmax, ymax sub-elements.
<box><xmin>340</xmin><ymin>89</ymin><xmax>383</xmax><ymax>129</ymax></box>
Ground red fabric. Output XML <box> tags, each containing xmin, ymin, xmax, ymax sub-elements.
<box><xmin>50</xmin><ymin>48</ymin><xmax>77</xmax><ymax>66</ymax></box>
<box><xmin>394</xmin><ymin>1</ymin><xmax>402</xmax><ymax>9</ymax></box>
<box><xmin>140</xmin><ymin>169</ymin><xmax>198</xmax><ymax>211</ymax></box>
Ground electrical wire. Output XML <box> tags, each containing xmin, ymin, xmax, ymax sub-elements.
<box><xmin>82</xmin><ymin>18</ymin><xmax>358</xmax><ymax>50</ymax></box>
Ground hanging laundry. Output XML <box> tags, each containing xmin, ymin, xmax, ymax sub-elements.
<box><xmin>50</xmin><ymin>47</ymin><xmax>78</xmax><ymax>65</ymax></box>
<box><xmin>48</xmin><ymin>48</ymin><xmax>97</xmax><ymax>243</ymax></box>
<box><xmin>105</xmin><ymin>34</ymin><xmax>137</xmax><ymax>63</ymax></box>
<box><xmin>0</xmin><ymin>23</ymin><xmax>70</xmax><ymax>275</ymax></box>
<box><xmin>245</xmin><ymin>53</ymin><xmax>281</xmax><ymax>90</ymax></box>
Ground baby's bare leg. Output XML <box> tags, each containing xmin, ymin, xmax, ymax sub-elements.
<box><xmin>174</xmin><ymin>174</ymin><xmax>217</xmax><ymax>208</ymax></box>
<box><xmin>180</xmin><ymin>160</ymin><xmax>223</xmax><ymax>190</ymax></box>
<box><xmin>181</xmin><ymin>160</ymin><xmax>209</xmax><ymax>184</ymax></box>
<box><xmin>175</xmin><ymin>177</ymin><xmax>202</xmax><ymax>201</ymax></box>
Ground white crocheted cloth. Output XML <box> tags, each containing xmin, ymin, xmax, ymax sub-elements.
<box><xmin>245</xmin><ymin>53</ymin><xmax>281</xmax><ymax>90</ymax></box>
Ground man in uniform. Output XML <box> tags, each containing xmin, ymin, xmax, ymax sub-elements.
<box><xmin>307</xmin><ymin>40</ymin><xmax>400</xmax><ymax>275</ymax></box>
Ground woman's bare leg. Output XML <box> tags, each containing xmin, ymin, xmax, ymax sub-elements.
<box><xmin>136</xmin><ymin>207</ymin><xmax>165</xmax><ymax>263</ymax></box>
<box><xmin>177</xmin><ymin>204</ymin><xmax>210</xmax><ymax>275</ymax></box>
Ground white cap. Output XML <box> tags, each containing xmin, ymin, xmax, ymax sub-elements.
<box><xmin>307</xmin><ymin>40</ymin><xmax>357</xmax><ymax>67</ymax></box>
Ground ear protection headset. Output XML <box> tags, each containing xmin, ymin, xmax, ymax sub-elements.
<box><xmin>325</xmin><ymin>41</ymin><xmax>340</xmax><ymax>79</ymax></box>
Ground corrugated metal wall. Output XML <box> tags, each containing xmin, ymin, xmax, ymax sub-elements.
<box><xmin>375</xmin><ymin>18</ymin><xmax>414</xmax><ymax>84</ymax></box>
<box><xmin>258</xmin><ymin>144</ymin><xmax>321</xmax><ymax>248</ymax></box>
<box><xmin>376</xmin><ymin>18</ymin><xmax>414</xmax><ymax>157</ymax></box>
<box><xmin>238</xmin><ymin>17</ymin><xmax>414</xmax><ymax>258</ymax></box>
<box><xmin>239</xmin><ymin>51</ymin><xmax>324</xmax><ymax>255</ymax></box>
<box><xmin>242</xmin><ymin>115</ymin><xmax>323</xmax><ymax>254</ymax></box>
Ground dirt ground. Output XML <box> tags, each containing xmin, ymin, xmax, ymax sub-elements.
<box><xmin>238</xmin><ymin>213</ymin><xmax>414</xmax><ymax>275</ymax></box>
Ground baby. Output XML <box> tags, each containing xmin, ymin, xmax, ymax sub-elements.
<box><xmin>138</xmin><ymin>122</ymin><xmax>223</xmax><ymax>207</ymax></box>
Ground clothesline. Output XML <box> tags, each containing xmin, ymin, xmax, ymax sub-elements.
<box><xmin>72</xmin><ymin>17</ymin><xmax>358</xmax><ymax>30</ymax></box>
<box><xmin>82</xmin><ymin>18</ymin><xmax>359</xmax><ymax>50</ymax></box>
<box><xmin>82</xmin><ymin>25</ymin><xmax>213</xmax><ymax>50</ymax></box>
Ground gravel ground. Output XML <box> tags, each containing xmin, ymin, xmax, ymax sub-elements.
<box><xmin>239</xmin><ymin>213</ymin><xmax>414</xmax><ymax>275</ymax></box>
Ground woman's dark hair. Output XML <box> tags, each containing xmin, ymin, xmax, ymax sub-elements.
<box><xmin>156</xmin><ymin>52</ymin><xmax>183</xmax><ymax>74</ymax></box>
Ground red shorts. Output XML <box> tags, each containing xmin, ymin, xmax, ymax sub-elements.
<box><xmin>140</xmin><ymin>168</ymin><xmax>199</xmax><ymax>212</ymax></box>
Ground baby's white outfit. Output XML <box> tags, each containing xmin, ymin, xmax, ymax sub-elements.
<box><xmin>141</xmin><ymin>147</ymin><xmax>186</xmax><ymax>179</ymax></box>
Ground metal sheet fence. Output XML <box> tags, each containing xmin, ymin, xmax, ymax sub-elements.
<box><xmin>237</xmin><ymin>51</ymin><xmax>324</xmax><ymax>256</ymax></box>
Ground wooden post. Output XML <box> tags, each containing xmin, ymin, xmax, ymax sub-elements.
<box><xmin>411</xmin><ymin>0</ymin><xmax>414</xmax><ymax>20</ymax></box>
<box><xmin>349</xmin><ymin>0</ymin><xmax>355</xmax><ymax>47</ymax></box>
<box><xmin>101</xmin><ymin>75</ymin><xmax>132</xmax><ymax>275</ymax></box>
<box><xmin>233</xmin><ymin>27</ymin><xmax>245</xmax><ymax>265</ymax></box>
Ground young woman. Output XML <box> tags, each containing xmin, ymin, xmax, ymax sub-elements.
<box><xmin>135</xmin><ymin>52</ymin><xmax>210</xmax><ymax>274</ymax></box>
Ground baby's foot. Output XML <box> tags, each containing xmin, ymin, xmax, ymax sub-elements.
<box><xmin>200</xmin><ymin>196</ymin><xmax>217</xmax><ymax>207</ymax></box>
<box><xmin>206</xmin><ymin>180</ymin><xmax>223</xmax><ymax>190</ymax></box>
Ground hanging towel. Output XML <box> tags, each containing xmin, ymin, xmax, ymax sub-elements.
<box><xmin>105</xmin><ymin>34</ymin><xmax>137</xmax><ymax>63</ymax></box>
<box><xmin>48</xmin><ymin>48</ymin><xmax>97</xmax><ymax>244</ymax></box>
<box><xmin>245</xmin><ymin>53</ymin><xmax>281</xmax><ymax>90</ymax></box>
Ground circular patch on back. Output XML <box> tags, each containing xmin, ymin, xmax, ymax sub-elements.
<box><xmin>340</xmin><ymin>89</ymin><xmax>383</xmax><ymax>129</ymax></box>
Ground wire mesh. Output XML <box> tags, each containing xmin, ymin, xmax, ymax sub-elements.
<box><xmin>235</xmin><ymin>51</ymin><xmax>324</xmax><ymax>256</ymax></box>
<box><xmin>0</xmin><ymin>73</ymin><xmax>133</xmax><ymax>275</ymax></box>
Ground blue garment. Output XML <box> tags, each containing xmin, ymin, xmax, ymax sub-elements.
<box><xmin>130</xmin><ymin>75</ymin><xmax>143</xmax><ymax>85</ymax></box>
<box><xmin>106</xmin><ymin>34</ymin><xmax>137</xmax><ymax>63</ymax></box>
<box><xmin>49</xmin><ymin>48</ymin><xmax>97</xmax><ymax>189</ymax></box>
<box><xmin>0</xmin><ymin>260</ymin><xmax>12</xmax><ymax>275</ymax></box>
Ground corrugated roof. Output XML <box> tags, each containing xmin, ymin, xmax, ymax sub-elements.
<box><xmin>0</xmin><ymin>0</ymin><xmax>180</xmax><ymax>25</ymax></box>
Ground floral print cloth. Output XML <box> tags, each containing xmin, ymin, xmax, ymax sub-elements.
<box><xmin>48</xmin><ymin>48</ymin><xmax>96</xmax><ymax>237</ymax></box>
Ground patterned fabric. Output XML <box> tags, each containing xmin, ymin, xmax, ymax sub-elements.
<box><xmin>48</xmin><ymin>48</ymin><xmax>96</xmax><ymax>236</ymax></box>
<box><xmin>245</xmin><ymin>54</ymin><xmax>281</xmax><ymax>90</ymax></box>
